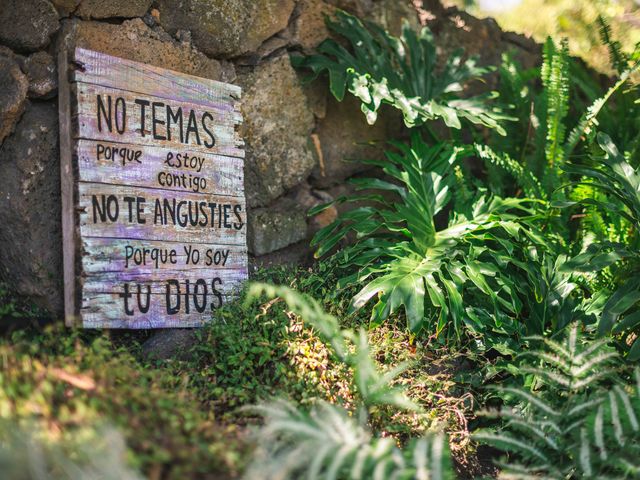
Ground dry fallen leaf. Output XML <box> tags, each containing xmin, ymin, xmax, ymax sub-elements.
<box><xmin>50</xmin><ymin>368</ymin><xmax>96</xmax><ymax>391</ymax></box>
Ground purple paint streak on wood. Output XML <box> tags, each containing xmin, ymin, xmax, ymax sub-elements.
<box><xmin>73</xmin><ymin>83</ymin><xmax>244</xmax><ymax>158</ymax></box>
<box><xmin>72</xmin><ymin>48</ymin><xmax>241</xmax><ymax>111</ymax></box>
<box><xmin>75</xmin><ymin>140</ymin><xmax>244</xmax><ymax>197</ymax></box>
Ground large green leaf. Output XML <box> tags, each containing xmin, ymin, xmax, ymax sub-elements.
<box><xmin>292</xmin><ymin>10</ymin><xmax>510</xmax><ymax>133</ymax></box>
<box><xmin>313</xmin><ymin>134</ymin><xmax>551</xmax><ymax>340</ymax></box>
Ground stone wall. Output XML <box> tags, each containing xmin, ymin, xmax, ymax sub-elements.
<box><xmin>0</xmin><ymin>0</ymin><xmax>541</xmax><ymax>317</ymax></box>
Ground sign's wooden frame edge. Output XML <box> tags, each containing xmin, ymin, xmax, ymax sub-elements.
<box><xmin>59</xmin><ymin>48</ymin><xmax>78</xmax><ymax>327</ymax></box>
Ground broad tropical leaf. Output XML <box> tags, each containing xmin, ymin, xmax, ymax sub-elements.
<box><xmin>312</xmin><ymin>134</ymin><xmax>550</xmax><ymax>343</ymax></box>
<box><xmin>293</xmin><ymin>10</ymin><xmax>510</xmax><ymax>133</ymax></box>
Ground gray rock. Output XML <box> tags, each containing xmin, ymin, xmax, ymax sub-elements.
<box><xmin>0</xmin><ymin>51</ymin><xmax>28</xmax><ymax>144</ymax></box>
<box><xmin>248</xmin><ymin>198</ymin><xmax>308</xmax><ymax>256</ymax></box>
<box><xmin>21</xmin><ymin>51</ymin><xmax>57</xmax><ymax>99</ymax></box>
<box><xmin>0</xmin><ymin>101</ymin><xmax>62</xmax><ymax>316</ymax></box>
<box><xmin>370</xmin><ymin>0</ymin><xmax>419</xmax><ymax>36</ymax></box>
<box><xmin>50</xmin><ymin>0</ymin><xmax>80</xmax><ymax>17</ymax></box>
<box><xmin>311</xmin><ymin>94</ymin><xmax>400</xmax><ymax>188</ymax></box>
<box><xmin>142</xmin><ymin>329</ymin><xmax>199</xmax><ymax>361</ymax></box>
<box><xmin>75</xmin><ymin>0</ymin><xmax>152</xmax><ymax>19</ymax></box>
<box><xmin>249</xmin><ymin>239</ymin><xmax>313</xmax><ymax>270</ymax></box>
<box><xmin>325</xmin><ymin>0</ymin><xmax>373</xmax><ymax>16</ymax></box>
<box><xmin>58</xmin><ymin>18</ymin><xmax>230</xmax><ymax>81</ymax></box>
<box><xmin>157</xmin><ymin>0</ymin><xmax>296</xmax><ymax>58</ymax></box>
<box><xmin>290</xmin><ymin>0</ymin><xmax>335</xmax><ymax>52</ymax></box>
<box><xmin>0</xmin><ymin>0</ymin><xmax>59</xmax><ymax>52</ymax></box>
<box><xmin>238</xmin><ymin>54</ymin><xmax>316</xmax><ymax>208</ymax></box>
<box><xmin>428</xmin><ymin>10</ymin><xmax>540</xmax><ymax>93</ymax></box>
<box><xmin>292</xmin><ymin>182</ymin><xmax>337</xmax><ymax>236</ymax></box>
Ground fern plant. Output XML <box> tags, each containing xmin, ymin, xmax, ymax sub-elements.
<box><xmin>244</xmin><ymin>399</ymin><xmax>452</xmax><ymax>480</ymax></box>
<box><xmin>293</xmin><ymin>10</ymin><xmax>510</xmax><ymax>133</ymax></box>
<box><xmin>482</xmin><ymin>37</ymin><xmax>638</xmax><ymax>206</ymax></box>
<box><xmin>243</xmin><ymin>284</ymin><xmax>454</xmax><ymax>480</ymax></box>
<box><xmin>596</xmin><ymin>15</ymin><xmax>635</xmax><ymax>75</ymax></box>
<box><xmin>558</xmin><ymin>133</ymin><xmax>640</xmax><ymax>359</ymax></box>
<box><xmin>595</xmin><ymin>15</ymin><xmax>640</xmax><ymax>161</ymax></box>
<box><xmin>481</xmin><ymin>38</ymin><xmax>572</xmax><ymax>201</ymax></box>
<box><xmin>310</xmin><ymin>133</ymin><xmax>552</xmax><ymax>346</ymax></box>
<box><xmin>475</xmin><ymin>324</ymin><xmax>640</xmax><ymax>479</ymax></box>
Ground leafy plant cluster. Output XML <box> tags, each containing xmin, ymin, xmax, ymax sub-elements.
<box><xmin>310</xmin><ymin>134</ymin><xmax>550</xmax><ymax>350</ymax></box>
<box><xmin>3</xmin><ymin>8</ymin><xmax>640</xmax><ymax>480</ymax></box>
<box><xmin>267</xmin><ymin>8</ymin><xmax>640</xmax><ymax>479</ymax></box>
<box><xmin>297</xmin><ymin>10</ymin><xmax>640</xmax><ymax>357</ymax></box>
<box><xmin>476</xmin><ymin>325</ymin><xmax>640</xmax><ymax>479</ymax></box>
<box><xmin>0</xmin><ymin>326</ymin><xmax>243</xmax><ymax>479</ymax></box>
<box><xmin>243</xmin><ymin>284</ymin><xmax>454</xmax><ymax>480</ymax></box>
<box><xmin>293</xmin><ymin>11</ymin><xmax>510</xmax><ymax>133</ymax></box>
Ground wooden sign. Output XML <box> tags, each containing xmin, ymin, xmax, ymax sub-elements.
<box><xmin>58</xmin><ymin>48</ymin><xmax>247</xmax><ymax>328</ymax></box>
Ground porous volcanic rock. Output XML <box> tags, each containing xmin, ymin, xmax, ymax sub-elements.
<box><xmin>290</xmin><ymin>0</ymin><xmax>336</xmax><ymax>52</ymax></box>
<box><xmin>142</xmin><ymin>329</ymin><xmax>199</xmax><ymax>360</ymax></box>
<box><xmin>0</xmin><ymin>51</ymin><xmax>28</xmax><ymax>144</ymax></box>
<box><xmin>58</xmin><ymin>18</ymin><xmax>232</xmax><ymax>81</ymax></box>
<box><xmin>75</xmin><ymin>0</ymin><xmax>152</xmax><ymax>19</ymax></box>
<box><xmin>21</xmin><ymin>51</ymin><xmax>57</xmax><ymax>99</ymax></box>
<box><xmin>238</xmin><ymin>54</ymin><xmax>316</xmax><ymax>208</ymax></box>
<box><xmin>311</xmin><ymin>94</ymin><xmax>400</xmax><ymax>188</ymax></box>
<box><xmin>157</xmin><ymin>0</ymin><xmax>296</xmax><ymax>58</ymax></box>
<box><xmin>247</xmin><ymin>198</ymin><xmax>308</xmax><ymax>256</ymax></box>
<box><xmin>0</xmin><ymin>102</ymin><xmax>62</xmax><ymax>315</ymax></box>
<box><xmin>49</xmin><ymin>0</ymin><xmax>80</xmax><ymax>17</ymax></box>
<box><xmin>0</xmin><ymin>0</ymin><xmax>59</xmax><ymax>52</ymax></box>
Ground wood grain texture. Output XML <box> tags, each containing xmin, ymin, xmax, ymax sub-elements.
<box><xmin>75</xmin><ymin>140</ymin><xmax>244</xmax><ymax>196</ymax></box>
<box><xmin>58</xmin><ymin>49</ymin><xmax>79</xmax><ymax>327</ymax></box>
<box><xmin>73</xmin><ymin>83</ymin><xmax>244</xmax><ymax>158</ymax></box>
<box><xmin>82</xmin><ymin>238</ymin><xmax>246</xmax><ymax>273</ymax></box>
<box><xmin>71</xmin><ymin>48</ymin><xmax>241</xmax><ymax>111</ymax></box>
<box><xmin>81</xmin><ymin>269</ymin><xmax>247</xmax><ymax>293</ymax></box>
<box><xmin>78</xmin><ymin>183</ymin><xmax>246</xmax><ymax>244</ymax></box>
<box><xmin>59</xmin><ymin>47</ymin><xmax>247</xmax><ymax>329</ymax></box>
<box><xmin>80</xmin><ymin>292</ymin><xmax>236</xmax><ymax>329</ymax></box>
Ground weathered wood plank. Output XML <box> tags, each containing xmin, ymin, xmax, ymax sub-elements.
<box><xmin>80</xmin><ymin>293</ymin><xmax>236</xmax><ymax>329</ymax></box>
<box><xmin>73</xmin><ymin>83</ymin><xmax>244</xmax><ymax>158</ymax></box>
<box><xmin>81</xmin><ymin>237</ymin><xmax>247</xmax><ymax>274</ymax></box>
<box><xmin>81</xmin><ymin>268</ymin><xmax>247</xmax><ymax>294</ymax></box>
<box><xmin>71</xmin><ymin>48</ymin><xmax>241</xmax><ymax>111</ymax></box>
<box><xmin>58</xmin><ymin>49</ymin><xmax>79</xmax><ymax>327</ymax></box>
<box><xmin>75</xmin><ymin>139</ymin><xmax>244</xmax><ymax>197</ymax></box>
<box><xmin>78</xmin><ymin>183</ymin><xmax>246</xmax><ymax>244</ymax></box>
<box><xmin>73</xmin><ymin>81</ymin><xmax>242</xmax><ymax>125</ymax></box>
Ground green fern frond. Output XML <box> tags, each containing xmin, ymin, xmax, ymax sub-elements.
<box><xmin>543</xmin><ymin>38</ymin><xmax>570</xmax><ymax>177</ymax></box>
<box><xmin>244</xmin><ymin>399</ymin><xmax>454</xmax><ymax>480</ymax></box>
<box><xmin>0</xmin><ymin>422</ymin><xmax>142</xmax><ymax>480</ymax></box>
<box><xmin>475</xmin><ymin>326</ymin><xmax>637</xmax><ymax>478</ymax></box>
<box><xmin>597</xmin><ymin>15</ymin><xmax>630</xmax><ymax>75</ymax></box>
<box><xmin>242</xmin><ymin>286</ymin><xmax>455</xmax><ymax>479</ymax></box>
<box><xmin>473</xmin><ymin>431</ymin><xmax>555</xmax><ymax>465</ymax></box>
<box><xmin>564</xmin><ymin>65</ymin><xmax>639</xmax><ymax>156</ymax></box>
<box><xmin>475</xmin><ymin>144</ymin><xmax>544</xmax><ymax>198</ymax></box>
<box><xmin>490</xmin><ymin>387</ymin><xmax>559</xmax><ymax>417</ymax></box>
